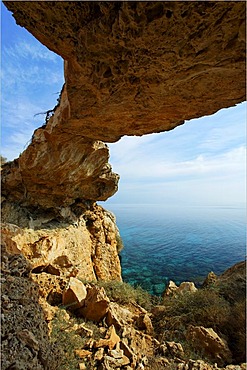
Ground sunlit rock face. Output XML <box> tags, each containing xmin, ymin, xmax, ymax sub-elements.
<box><xmin>4</xmin><ymin>1</ymin><xmax>246</xmax><ymax>142</ymax></box>
<box><xmin>1</xmin><ymin>85</ymin><xmax>119</xmax><ymax>209</ymax></box>
<box><xmin>1</xmin><ymin>203</ymin><xmax>122</xmax><ymax>282</ymax></box>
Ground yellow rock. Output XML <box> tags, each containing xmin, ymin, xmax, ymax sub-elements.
<box><xmin>94</xmin><ymin>325</ymin><xmax>120</xmax><ymax>350</ymax></box>
<box><xmin>75</xmin><ymin>349</ymin><xmax>92</xmax><ymax>358</ymax></box>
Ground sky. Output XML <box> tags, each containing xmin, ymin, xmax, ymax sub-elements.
<box><xmin>1</xmin><ymin>3</ymin><xmax>246</xmax><ymax>207</ymax></box>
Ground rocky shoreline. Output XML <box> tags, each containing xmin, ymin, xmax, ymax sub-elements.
<box><xmin>1</xmin><ymin>224</ymin><xmax>246</xmax><ymax>369</ymax></box>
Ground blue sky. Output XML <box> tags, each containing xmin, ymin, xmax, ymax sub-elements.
<box><xmin>1</xmin><ymin>3</ymin><xmax>246</xmax><ymax>207</ymax></box>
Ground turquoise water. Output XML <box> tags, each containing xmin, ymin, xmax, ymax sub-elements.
<box><xmin>105</xmin><ymin>204</ymin><xmax>246</xmax><ymax>295</ymax></box>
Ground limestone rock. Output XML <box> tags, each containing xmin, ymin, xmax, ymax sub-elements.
<box><xmin>77</xmin><ymin>285</ymin><xmax>110</xmax><ymax>322</ymax></box>
<box><xmin>135</xmin><ymin>313</ymin><xmax>154</xmax><ymax>335</ymax></box>
<box><xmin>3</xmin><ymin>2</ymin><xmax>245</xmax><ymax>143</ymax></box>
<box><xmin>94</xmin><ymin>325</ymin><xmax>120</xmax><ymax>350</ymax></box>
<box><xmin>1</xmin><ymin>223</ymin><xmax>22</xmax><ymax>255</ymax></box>
<box><xmin>62</xmin><ymin>277</ymin><xmax>87</xmax><ymax>311</ymax></box>
<box><xmin>94</xmin><ymin>348</ymin><xmax>105</xmax><ymax>362</ymax></box>
<box><xmin>79</xmin><ymin>363</ymin><xmax>87</xmax><ymax>370</ymax></box>
<box><xmin>182</xmin><ymin>359</ymin><xmax>215</xmax><ymax>370</ymax></box>
<box><xmin>67</xmin><ymin>323</ymin><xmax>93</xmax><ymax>338</ymax></box>
<box><xmin>1</xmin><ymin>134</ymin><xmax>119</xmax><ymax>209</ymax></box>
<box><xmin>225</xmin><ymin>365</ymin><xmax>247</xmax><ymax>370</ymax></box>
<box><xmin>74</xmin><ymin>349</ymin><xmax>92</xmax><ymax>358</ymax></box>
<box><xmin>163</xmin><ymin>280</ymin><xmax>197</xmax><ymax>298</ymax></box>
<box><xmin>1</xmin><ymin>204</ymin><xmax>122</xmax><ymax>283</ymax></box>
<box><xmin>103</xmin><ymin>351</ymin><xmax>130</xmax><ymax>368</ymax></box>
<box><xmin>85</xmin><ymin>206</ymin><xmax>122</xmax><ymax>281</ymax></box>
<box><xmin>31</xmin><ymin>273</ymin><xmax>67</xmax><ymax>306</ymax></box>
<box><xmin>120</xmin><ymin>340</ymin><xmax>135</xmax><ymax>360</ymax></box>
<box><xmin>186</xmin><ymin>325</ymin><xmax>232</xmax><ymax>366</ymax></box>
<box><xmin>106</xmin><ymin>302</ymin><xmax>134</xmax><ymax>329</ymax></box>
<box><xmin>160</xmin><ymin>341</ymin><xmax>184</xmax><ymax>358</ymax></box>
<box><xmin>202</xmin><ymin>271</ymin><xmax>218</xmax><ymax>288</ymax></box>
<box><xmin>163</xmin><ymin>280</ymin><xmax>178</xmax><ymax>297</ymax></box>
<box><xmin>178</xmin><ymin>282</ymin><xmax>198</xmax><ymax>294</ymax></box>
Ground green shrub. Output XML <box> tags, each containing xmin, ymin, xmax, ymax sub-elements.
<box><xmin>153</xmin><ymin>289</ymin><xmax>231</xmax><ymax>344</ymax></box>
<box><xmin>224</xmin><ymin>300</ymin><xmax>246</xmax><ymax>363</ymax></box>
<box><xmin>50</xmin><ymin>308</ymin><xmax>101</xmax><ymax>370</ymax></box>
<box><xmin>116</xmin><ymin>233</ymin><xmax>124</xmax><ymax>253</ymax></box>
<box><xmin>98</xmin><ymin>280</ymin><xmax>153</xmax><ymax>311</ymax></box>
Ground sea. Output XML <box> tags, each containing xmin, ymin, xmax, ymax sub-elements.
<box><xmin>104</xmin><ymin>204</ymin><xmax>246</xmax><ymax>296</ymax></box>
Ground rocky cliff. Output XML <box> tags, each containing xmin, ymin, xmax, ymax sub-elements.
<box><xmin>1</xmin><ymin>2</ymin><xmax>246</xmax><ymax>369</ymax></box>
<box><xmin>2</xmin><ymin>202</ymin><xmax>122</xmax><ymax>282</ymax></box>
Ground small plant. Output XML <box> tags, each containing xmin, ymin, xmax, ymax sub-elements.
<box><xmin>152</xmin><ymin>288</ymin><xmax>231</xmax><ymax>361</ymax></box>
<box><xmin>116</xmin><ymin>233</ymin><xmax>124</xmax><ymax>253</ymax></box>
<box><xmin>223</xmin><ymin>300</ymin><xmax>246</xmax><ymax>363</ymax></box>
<box><xmin>93</xmin><ymin>280</ymin><xmax>153</xmax><ymax>311</ymax></box>
<box><xmin>0</xmin><ymin>155</ymin><xmax>8</xmax><ymax>166</ymax></box>
<box><xmin>50</xmin><ymin>307</ymin><xmax>100</xmax><ymax>370</ymax></box>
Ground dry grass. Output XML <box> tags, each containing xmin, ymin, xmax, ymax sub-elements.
<box><xmin>152</xmin><ymin>287</ymin><xmax>246</xmax><ymax>364</ymax></box>
<box><xmin>50</xmin><ymin>308</ymin><xmax>103</xmax><ymax>370</ymax></box>
<box><xmin>98</xmin><ymin>280</ymin><xmax>153</xmax><ymax>311</ymax></box>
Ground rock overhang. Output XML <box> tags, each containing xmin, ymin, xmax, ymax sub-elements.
<box><xmin>4</xmin><ymin>1</ymin><xmax>246</xmax><ymax>141</ymax></box>
<box><xmin>1</xmin><ymin>1</ymin><xmax>246</xmax><ymax>208</ymax></box>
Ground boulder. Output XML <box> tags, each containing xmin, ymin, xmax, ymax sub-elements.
<box><xmin>178</xmin><ymin>282</ymin><xmax>197</xmax><ymax>294</ymax></box>
<box><xmin>62</xmin><ymin>277</ymin><xmax>87</xmax><ymax>311</ymax></box>
<box><xmin>163</xmin><ymin>280</ymin><xmax>178</xmax><ymax>297</ymax></box>
<box><xmin>77</xmin><ymin>285</ymin><xmax>110</xmax><ymax>322</ymax></box>
<box><xmin>64</xmin><ymin>323</ymin><xmax>93</xmax><ymax>337</ymax></box>
<box><xmin>102</xmin><ymin>353</ymin><xmax>130</xmax><ymax>369</ymax></box>
<box><xmin>135</xmin><ymin>313</ymin><xmax>154</xmax><ymax>335</ymax></box>
<box><xmin>202</xmin><ymin>271</ymin><xmax>218</xmax><ymax>288</ymax></box>
<box><xmin>106</xmin><ymin>302</ymin><xmax>134</xmax><ymax>329</ymax></box>
<box><xmin>186</xmin><ymin>325</ymin><xmax>232</xmax><ymax>366</ymax></box>
<box><xmin>163</xmin><ymin>280</ymin><xmax>197</xmax><ymax>299</ymax></box>
<box><xmin>74</xmin><ymin>349</ymin><xmax>92</xmax><ymax>358</ymax></box>
<box><xmin>94</xmin><ymin>325</ymin><xmax>120</xmax><ymax>351</ymax></box>
<box><xmin>94</xmin><ymin>348</ymin><xmax>105</xmax><ymax>362</ymax></box>
<box><xmin>183</xmin><ymin>359</ymin><xmax>215</xmax><ymax>370</ymax></box>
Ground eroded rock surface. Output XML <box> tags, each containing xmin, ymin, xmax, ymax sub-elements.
<box><xmin>4</xmin><ymin>1</ymin><xmax>246</xmax><ymax>141</ymax></box>
<box><xmin>1</xmin><ymin>203</ymin><xmax>122</xmax><ymax>282</ymax></box>
<box><xmin>186</xmin><ymin>326</ymin><xmax>232</xmax><ymax>366</ymax></box>
<box><xmin>1</xmin><ymin>246</ymin><xmax>60</xmax><ymax>370</ymax></box>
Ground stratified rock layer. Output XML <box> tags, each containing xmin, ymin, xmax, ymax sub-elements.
<box><xmin>1</xmin><ymin>84</ymin><xmax>119</xmax><ymax>209</ymax></box>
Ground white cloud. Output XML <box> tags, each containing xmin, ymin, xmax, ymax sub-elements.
<box><xmin>108</xmin><ymin>103</ymin><xmax>246</xmax><ymax>206</ymax></box>
<box><xmin>3</xmin><ymin>40</ymin><xmax>57</xmax><ymax>62</ymax></box>
<box><xmin>110</xmin><ymin>140</ymin><xmax>245</xmax><ymax>182</ymax></box>
<box><xmin>1</xmin><ymin>25</ymin><xmax>64</xmax><ymax>161</ymax></box>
